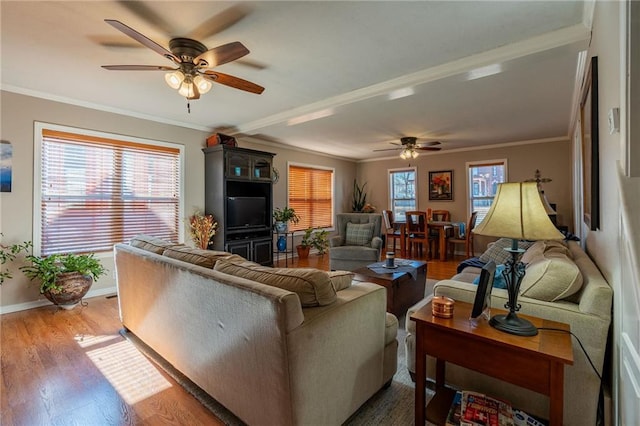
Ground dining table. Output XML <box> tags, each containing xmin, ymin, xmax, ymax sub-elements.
<box><xmin>395</xmin><ymin>219</ymin><xmax>454</xmax><ymax>261</ymax></box>
<box><xmin>427</xmin><ymin>221</ymin><xmax>454</xmax><ymax>261</ymax></box>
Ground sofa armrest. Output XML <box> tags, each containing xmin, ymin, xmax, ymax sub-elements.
<box><xmin>371</xmin><ymin>236</ymin><xmax>383</xmax><ymax>250</ymax></box>
<box><xmin>329</xmin><ymin>235</ymin><xmax>344</xmax><ymax>247</ymax></box>
<box><xmin>286</xmin><ymin>282</ymin><xmax>391</xmax><ymax>424</ymax></box>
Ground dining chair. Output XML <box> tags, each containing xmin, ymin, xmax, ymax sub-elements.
<box><xmin>405</xmin><ymin>211</ymin><xmax>430</xmax><ymax>259</ymax></box>
<box><xmin>447</xmin><ymin>211</ymin><xmax>479</xmax><ymax>258</ymax></box>
<box><xmin>431</xmin><ymin>210</ymin><xmax>451</xmax><ymax>221</ymax></box>
<box><xmin>382</xmin><ymin>210</ymin><xmax>405</xmax><ymax>256</ymax></box>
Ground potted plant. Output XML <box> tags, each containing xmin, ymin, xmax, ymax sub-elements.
<box><xmin>20</xmin><ymin>252</ymin><xmax>107</xmax><ymax>310</ymax></box>
<box><xmin>273</xmin><ymin>207</ymin><xmax>300</xmax><ymax>233</ymax></box>
<box><xmin>1</xmin><ymin>235</ymin><xmax>107</xmax><ymax>309</ymax></box>
<box><xmin>352</xmin><ymin>180</ymin><xmax>368</xmax><ymax>212</ymax></box>
<box><xmin>296</xmin><ymin>227</ymin><xmax>314</xmax><ymax>259</ymax></box>
<box><xmin>311</xmin><ymin>229</ymin><xmax>329</xmax><ymax>256</ymax></box>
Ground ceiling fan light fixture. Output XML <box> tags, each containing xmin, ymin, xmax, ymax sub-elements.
<box><xmin>193</xmin><ymin>75</ymin><xmax>212</xmax><ymax>94</ymax></box>
<box><xmin>165</xmin><ymin>70</ymin><xmax>185</xmax><ymax>89</ymax></box>
<box><xmin>178</xmin><ymin>78</ymin><xmax>200</xmax><ymax>100</ymax></box>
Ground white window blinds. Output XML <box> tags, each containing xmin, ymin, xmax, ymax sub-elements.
<box><xmin>39</xmin><ymin>129</ymin><xmax>181</xmax><ymax>255</ymax></box>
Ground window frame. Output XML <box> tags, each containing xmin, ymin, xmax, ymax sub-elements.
<box><xmin>466</xmin><ymin>159</ymin><xmax>508</xmax><ymax>223</ymax></box>
<box><xmin>388</xmin><ymin>167</ymin><xmax>418</xmax><ymax>222</ymax></box>
<box><xmin>286</xmin><ymin>162</ymin><xmax>335</xmax><ymax>233</ymax></box>
<box><xmin>33</xmin><ymin>122</ymin><xmax>185</xmax><ymax>257</ymax></box>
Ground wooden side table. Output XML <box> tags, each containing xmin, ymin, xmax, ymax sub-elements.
<box><xmin>411</xmin><ymin>301</ymin><xmax>573</xmax><ymax>425</ymax></box>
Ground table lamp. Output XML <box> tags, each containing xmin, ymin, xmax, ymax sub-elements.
<box><xmin>473</xmin><ymin>182</ymin><xmax>564</xmax><ymax>336</ymax></box>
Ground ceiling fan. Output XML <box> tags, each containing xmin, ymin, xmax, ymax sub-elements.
<box><xmin>374</xmin><ymin>137</ymin><xmax>441</xmax><ymax>158</ymax></box>
<box><xmin>101</xmin><ymin>19</ymin><xmax>264</xmax><ymax>105</ymax></box>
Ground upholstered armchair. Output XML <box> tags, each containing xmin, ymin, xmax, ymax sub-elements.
<box><xmin>329</xmin><ymin>213</ymin><xmax>383</xmax><ymax>271</ymax></box>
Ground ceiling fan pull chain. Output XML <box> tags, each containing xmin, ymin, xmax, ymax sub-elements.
<box><xmin>187</xmin><ymin>99</ymin><xmax>191</xmax><ymax>114</ymax></box>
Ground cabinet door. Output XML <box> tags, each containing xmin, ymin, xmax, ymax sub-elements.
<box><xmin>252</xmin><ymin>238</ymin><xmax>273</xmax><ymax>265</ymax></box>
<box><xmin>226</xmin><ymin>152</ymin><xmax>251</xmax><ymax>179</ymax></box>
<box><xmin>252</xmin><ymin>157</ymin><xmax>272</xmax><ymax>181</ymax></box>
<box><xmin>225</xmin><ymin>240</ymin><xmax>251</xmax><ymax>259</ymax></box>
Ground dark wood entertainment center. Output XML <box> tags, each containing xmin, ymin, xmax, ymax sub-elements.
<box><xmin>203</xmin><ymin>145</ymin><xmax>275</xmax><ymax>265</ymax></box>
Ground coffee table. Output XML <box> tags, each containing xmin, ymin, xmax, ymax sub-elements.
<box><xmin>352</xmin><ymin>259</ymin><xmax>427</xmax><ymax>316</ymax></box>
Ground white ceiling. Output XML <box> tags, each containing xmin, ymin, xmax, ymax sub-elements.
<box><xmin>1</xmin><ymin>1</ymin><xmax>590</xmax><ymax>160</ymax></box>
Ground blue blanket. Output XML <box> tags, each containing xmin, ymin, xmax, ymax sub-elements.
<box><xmin>456</xmin><ymin>257</ymin><xmax>486</xmax><ymax>273</ymax></box>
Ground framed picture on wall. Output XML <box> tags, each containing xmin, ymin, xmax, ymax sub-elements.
<box><xmin>580</xmin><ymin>56</ymin><xmax>599</xmax><ymax>231</ymax></box>
<box><xmin>428</xmin><ymin>170</ymin><xmax>453</xmax><ymax>201</ymax></box>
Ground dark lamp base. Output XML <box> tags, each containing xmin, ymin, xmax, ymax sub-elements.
<box><xmin>489</xmin><ymin>312</ymin><xmax>538</xmax><ymax>336</ymax></box>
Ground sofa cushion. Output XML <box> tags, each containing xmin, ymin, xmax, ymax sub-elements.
<box><xmin>521</xmin><ymin>240</ymin><xmax>571</xmax><ymax>264</ymax></box>
<box><xmin>162</xmin><ymin>245</ymin><xmax>234</xmax><ymax>269</ymax></box>
<box><xmin>129</xmin><ymin>234</ymin><xmax>176</xmax><ymax>254</ymax></box>
<box><xmin>520</xmin><ymin>252</ymin><xmax>583</xmax><ymax>301</ymax></box>
<box><xmin>479</xmin><ymin>238</ymin><xmax>535</xmax><ymax>265</ymax></box>
<box><xmin>345</xmin><ymin>222</ymin><xmax>375</xmax><ymax>246</ymax></box>
<box><xmin>214</xmin><ymin>258</ymin><xmax>337</xmax><ymax>307</ymax></box>
<box><xmin>328</xmin><ymin>271</ymin><xmax>354</xmax><ymax>291</ymax></box>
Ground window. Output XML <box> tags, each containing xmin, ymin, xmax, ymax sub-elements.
<box><xmin>467</xmin><ymin>159</ymin><xmax>507</xmax><ymax>223</ymax></box>
<box><xmin>288</xmin><ymin>164</ymin><xmax>334</xmax><ymax>232</ymax></box>
<box><xmin>35</xmin><ymin>123</ymin><xmax>183</xmax><ymax>256</ymax></box>
<box><xmin>389</xmin><ymin>168</ymin><xmax>417</xmax><ymax>222</ymax></box>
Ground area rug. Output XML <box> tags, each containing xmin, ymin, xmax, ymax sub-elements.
<box><xmin>121</xmin><ymin>311</ymin><xmax>434</xmax><ymax>425</ymax></box>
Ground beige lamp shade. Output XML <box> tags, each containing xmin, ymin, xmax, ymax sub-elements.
<box><xmin>474</xmin><ymin>182</ymin><xmax>564</xmax><ymax>241</ymax></box>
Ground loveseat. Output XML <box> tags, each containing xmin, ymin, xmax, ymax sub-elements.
<box><xmin>405</xmin><ymin>239</ymin><xmax>612</xmax><ymax>426</ymax></box>
<box><xmin>114</xmin><ymin>235</ymin><xmax>398</xmax><ymax>426</ymax></box>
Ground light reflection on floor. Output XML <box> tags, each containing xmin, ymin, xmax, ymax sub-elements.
<box><xmin>83</xmin><ymin>337</ymin><xmax>171</xmax><ymax>404</ymax></box>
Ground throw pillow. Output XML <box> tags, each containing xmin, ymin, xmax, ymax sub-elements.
<box><xmin>345</xmin><ymin>222</ymin><xmax>375</xmax><ymax>246</ymax></box>
<box><xmin>129</xmin><ymin>234</ymin><xmax>176</xmax><ymax>254</ymax></box>
<box><xmin>328</xmin><ymin>271</ymin><xmax>354</xmax><ymax>291</ymax></box>
<box><xmin>479</xmin><ymin>238</ymin><xmax>535</xmax><ymax>265</ymax></box>
<box><xmin>162</xmin><ymin>245</ymin><xmax>234</xmax><ymax>269</ymax></box>
<box><xmin>214</xmin><ymin>258</ymin><xmax>337</xmax><ymax>307</ymax></box>
<box><xmin>472</xmin><ymin>264</ymin><xmax>507</xmax><ymax>289</ymax></box>
<box><xmin>520</xmin><ymin>252</ymin><xmax>583</xmax><ymax>301</ymax></box>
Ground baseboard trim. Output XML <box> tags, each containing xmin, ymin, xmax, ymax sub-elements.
<box><xmin>1</xmin><ymin>285</ymin><xmax>117</xmax><ymax>314</ymax></box>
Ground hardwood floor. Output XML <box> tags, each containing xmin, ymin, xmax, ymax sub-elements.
<box><xmin>1</xmin><ymin>253</ymin><xmax>462</xmax><ymax>425</ymax></box>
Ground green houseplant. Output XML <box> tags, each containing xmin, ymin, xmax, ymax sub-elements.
<box><xmin>352</xmin><ymin>180</ymin><xmax>368</xmax><ymax>212</ymax></box>
<box><xmin>296</xmin><ymin>227</ymin><xmax>314</xmax><ymax>258</ymax></box>
<box><xmin>20</xmin><ymin>252</ymin><xmax>106</xmax><ymax>309</ymax></box>
<box><xmin>311</xmin><ymin>229</ymin><xmax>329</xmax><ymax>255</ymax></box>
<box><xmin>1</xmin><ymin>235</ymin><xmax>106</xmax><ymax>309</ymax></box>
<box><xmin>273</xmin><ymin>207</ymin><xmax>300</xmax><ymax>232</ymax></box>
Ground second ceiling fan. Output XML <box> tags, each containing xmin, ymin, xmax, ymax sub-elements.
<box><xmin>374</xmin><ymin>137</ymin><xmax>441</xmax><ymax>158</ymax></box>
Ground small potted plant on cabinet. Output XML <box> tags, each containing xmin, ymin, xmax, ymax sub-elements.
<box><xmin>273</xmin><ymin>207</ymin><xmax>300</xmax><ymax>233</ymax></box>
<box><xmin>296</xmin><ymin>227</ymin><xmax>314</xmax><ymax>259</ymax></box>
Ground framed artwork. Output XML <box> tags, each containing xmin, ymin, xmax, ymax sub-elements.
<box><xmin>580</xmin><ymin>56</ymin><xmax>599</xmax><ymax>230</ymax></box>
<box><xmin>428</xmin><ymin>170</ymin><xmax>453</xmax><ymax>201</ymax></box>
<box><xmin>0</xmin><ymin>141</ymin><xmax>12</xmax><ymax>192</ymax></box>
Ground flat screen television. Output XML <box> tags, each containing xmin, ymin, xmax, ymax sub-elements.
<box><xmin>226</xmin><ymin>196</ymin><xmax>267</xmax><ymax>229</ymax></box>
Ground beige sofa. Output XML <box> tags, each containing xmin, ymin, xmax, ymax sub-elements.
<box><xmin>114</xmin><ymin>235</ymin><xmax>398</xmax><ymax>426</ymax></box>
<box><xmin>405</xmin><ymin>240</ymin><xmax>612</xmax><ymax>426</ymax></box>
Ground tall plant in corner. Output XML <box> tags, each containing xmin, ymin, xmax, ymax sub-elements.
<box><xmin>352</xmin><ymin>179</ymin><xmax>367</xmax><ymax>212</ymax></box>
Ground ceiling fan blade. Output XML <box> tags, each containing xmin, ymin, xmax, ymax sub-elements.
<box><xmin>373</xmin><ymin>147</ymin><xmax>402</xmax><ymax>152</ymax></box>
<box><xmin>187</xmin><ymin>4</ymin><xmax>250</xmax><ymax>40</ymax></box>
<box><xmin>102</xmin><ymin>65</ymin><xmax>175</xmax><ymax>71</ymax></box>
<box><xmin>115</xmin><ymin>1</ymin><xmax>174</xmax><ymax>35</ymax></box>
<box><xmin>105</xmin><ymin>19</ymin><xmax>178</xmax><ymax>63</ymax></box>
<box><xmin>202</xmin><ymin>71</ymin><xmax>264</xmax><ymax>94</ymax></box>
<box><xmin>416</xmin><ymin>146</ymin><xmax>442</xmax><ymax>151</ymax></box>
<box><xmin>195</xmin><ymin>42</ymin><xmax>250</xmax><ymax>68</ymax></box>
